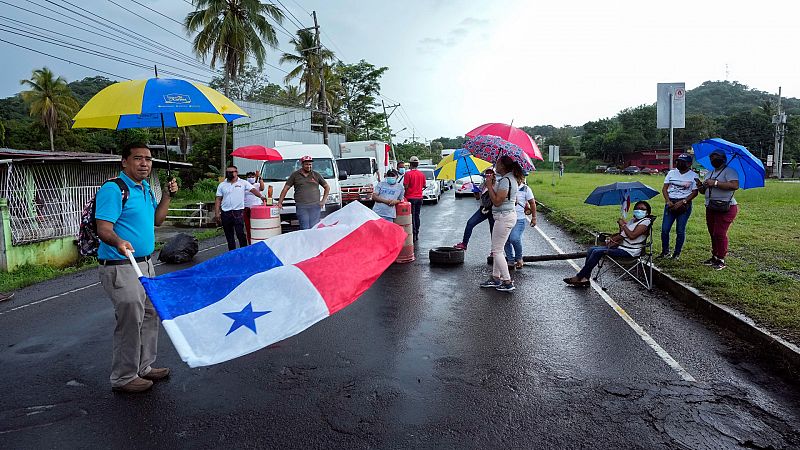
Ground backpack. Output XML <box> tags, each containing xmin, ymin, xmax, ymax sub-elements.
<box><xmin>77</xmin><ymin>178</ymin><xmax>129</xmax><ymax>257</ymax></box>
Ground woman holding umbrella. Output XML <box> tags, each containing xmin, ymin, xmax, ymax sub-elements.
<box><xmin>480</xmin><ymin>155</ymin><xmax>523</xmax><ymax>292</ymax></box>
<box><xmin>697</xmin><ymin>149</ymin><xmax>739</xmax><ymax>270</ymax></box>
<box><xmin>564</xmin><ymin>201</ymin><xmax>653</xmax><ymax>287</ymax></box>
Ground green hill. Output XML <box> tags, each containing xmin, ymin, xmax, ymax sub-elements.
<box><xmin>686</xmin><ymin>80</ymin><xmax>800</xmax><ymax>116</ymax></box>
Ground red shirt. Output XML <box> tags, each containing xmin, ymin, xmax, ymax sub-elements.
<box><xmin>402</xmin><ymin>169</ymin><xmax>426</xmax><ymax>199</ymax></box>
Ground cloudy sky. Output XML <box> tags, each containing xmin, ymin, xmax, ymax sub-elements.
<box><xmin>1</xmin><ymin>0</ymin><xmax>798</xmax><ymax>141</ymax></box>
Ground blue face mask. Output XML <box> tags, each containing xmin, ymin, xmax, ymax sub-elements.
<box><xmin>632</xmin><ymin>209</ymin><xmax>647</xmax><ymax>219</ymax></box>
<box><xmin>398</xmin><ymin>168</ymin><xmax>406</xmax><ymax>175</ymax></box>
<box><xmin>386</xmin><ymin>177</ymin><xmax>397</xmax><ymax>185</ymax></box>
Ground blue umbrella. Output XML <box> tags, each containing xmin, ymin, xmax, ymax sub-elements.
<box><xmin>584</xmin><ymin>181</ymin><xmax>659</xmax><ymax>208</ymax></box>
<box><xmin>692</xmin><ymin>138</ymin><xmax>765</xmax><ymax>189</ymax></box>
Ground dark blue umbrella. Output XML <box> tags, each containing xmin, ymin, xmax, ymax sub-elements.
<box><xmin>692</xmin><ymin>138</ymin><xmax>765</xmax><ymax>189</ymax></box>
<box><xmin>584</xmin><ymin>181</ymin><xmax>659</xmax><ymax>208</ymax></box>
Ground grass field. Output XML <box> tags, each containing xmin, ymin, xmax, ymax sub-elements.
<box><xmin>528</xmin><ymin>171</ymin><xmax>800</xmax><ymax>342</ymax></box>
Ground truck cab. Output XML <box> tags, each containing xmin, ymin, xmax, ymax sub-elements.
<box><xmin>261</xmin><ymin>144</ymin><xmax>343</xmax><ymax>226</ymax></box>
<box><xmin>337</xmin><ymin>141</ymin><xmax>390</xmax><ymax>206</ymax></box>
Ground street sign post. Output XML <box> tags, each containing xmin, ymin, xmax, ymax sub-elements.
<box><xmin>657</xmin><ymin>83</ymin><xmax>686</xmax><ymax>170</ymax></box>
<box><xmin>549</xmin><ymin>145</ymin><xmax>560</xmax><ymax>185</ymax></box>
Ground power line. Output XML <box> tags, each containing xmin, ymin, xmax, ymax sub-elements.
<box><xmin>0</xmin><ymin>17</ymin><xmax>213</xmax><ymax>79</ymax></box>
<box><xmin>274</xmin><ymin>0</ymin><xmax>308</xmax><ymax>30</ymax></box>
<box><xmin>0</xmin><ymin>26</ymin><xmax>208</xmax><ymax>83</ymax></box>
<box><xmin>107</xmin><ymin>0</ymin><xmax>193</xmax><ymax>45</ymax></box>
<box><xmin>0</xmin><ymin>37</ymin><xmax>128</xmax><ymax>80</ymax></box>
<box><xmin>0</xmin><ymin>0</ymin><xmax>216</xmax><ymax>76</ymax></box>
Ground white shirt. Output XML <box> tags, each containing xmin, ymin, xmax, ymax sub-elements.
<box><xmin>619</xmin><ymin>217</ymin><xmax>652</xmax><ymax>256</ymax></box>
<box><xmin>216</xmin><ymin>178</ymin><xmax>255</xmax><ymax>211</ymax></box>
<box><xmin>244</xmin><ymin>180</ymin><xmax>265</xmax><ymax>207</ymax></box>
<box><xmin>663</xmin><ymin>169</ymin><xmax>698</xmax><ymax>199</ymax></box>
<box><xmin>514</xmin><ymin>185</ymin><xmax>535</xmax><ymax>216</ymax></box>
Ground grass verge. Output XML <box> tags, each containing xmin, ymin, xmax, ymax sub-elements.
<box><xmin>528</xmin><ymin>171</ymin><xmax>800</xmax><ymax>343</ymax></box>
<box><xmin>0</xmin><ymin>228</ymin><xmax>224</xmax><ymax>293</ymax></box>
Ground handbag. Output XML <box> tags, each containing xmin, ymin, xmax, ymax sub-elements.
<box><xmin>480</xmin><ymin>176</ymin><xmax>512</xmax><ymax>214</ymax></box>
<box><xmin>706</xmin><ymin>167</ymin><xmax>734</xmax><ymax>213</ymax></box>
<box><xmin>669</xmin><ymin>198</ymin><xmax>690</xmax><ymax>215</ymax></box>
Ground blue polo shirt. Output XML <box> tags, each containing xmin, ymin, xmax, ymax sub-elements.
<box><xmin>95</xmin><ymin>172</ymin><xmax>156</xmax><ymax>260</ymax></box>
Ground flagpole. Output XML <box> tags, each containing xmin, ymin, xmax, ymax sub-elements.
<box><xmin>126</xmin><ymin>250</ymin><xmax>144</xmax><ymax>278</ymax></box>
<box><xmin>154</xmin><ymin>65</ymin><xmax>172</xmax><ymax>179</ymax></box>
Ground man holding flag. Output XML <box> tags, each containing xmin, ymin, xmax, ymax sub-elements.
<box><xmin>96</xmin><ymin>142</ymin><xmax>178</xmax><ymax>393</ymax></box>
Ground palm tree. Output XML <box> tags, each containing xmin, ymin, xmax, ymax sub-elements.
<box><xmin>19</xmin><ymin>67</ymin><xmax>78</xmax><ymax>151</ymax></box>
<box><xmin>280</xmin><ymin>29</ymin><xmax>335</xmax><ymax>108</ymax></box>
<box><xmin>276</xmin><ymin>84</ymin><xmax>305</xmax><ymax>107</ymax></box>
<box><xmin>184</xmin><ymin>0</ymin><xmax>284</xmax><ymax>174</ymax></box>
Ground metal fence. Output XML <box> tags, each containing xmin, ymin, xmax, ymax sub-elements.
<box><xmin>0</xmin><ymin>161</ymin><xmax>161</xmax><ymax>246</ymax></box>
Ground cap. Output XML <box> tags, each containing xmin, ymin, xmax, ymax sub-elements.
<box><xmin>300</xmin><ymin>155</ymin><xmax>313</xmax><ymax>162</ymax></box>
<box><xmin>709</xmin><ymin>149</ymin><xmax>727</xmax><ymax>160</ymax></box>
<box><xmin>409</xmin><ymin>156</ymin><xmax>420</xmax><ymax>163</ymax></box>
<box><xmin>677</xmin><ymin>153</ymin><xmax>693</xmax><ymax>163</ymax></box>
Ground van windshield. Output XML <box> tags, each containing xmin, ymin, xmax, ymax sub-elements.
<box><xmin>336</xmin><ymin>158</ymin><xmax>372</xmax><ymax>176</ymax></box>
<box><xmin>261</xmin><ymin>158</ymin><xmax>336</xmax><ymax>181</ymax></box>
<box><xmin>421</xmin><ymin>169</ymin><xmax>435</xmax><ymax>181</ymax></box>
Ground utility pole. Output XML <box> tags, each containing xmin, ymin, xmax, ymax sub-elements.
<box><xmin>382</xmin><ymin>100</ymin><xmax>400</xmax><ymax>164</ymax></box>
<box><xmin>312</xmin><ymin>11</ymin><xmax>328</xmax><ymax>146</ymax></box>
<box><xmin>772</xmin><ymin>87</ymin><xmax>785</xmax><ymax>178</ymax></box>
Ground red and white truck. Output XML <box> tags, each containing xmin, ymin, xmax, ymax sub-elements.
<box><xmin>336</xmin><ymin>140</ymin><xmax>391</xmax><ymax>205</ymax></box>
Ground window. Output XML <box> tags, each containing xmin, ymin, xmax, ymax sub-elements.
<box><xmin>421</xmin><ymin>169</ymin><xmax>435</xmax><ymax>180</ymax></box>
<box><xmin>262</xmin><ymin>159</ymin><xmax>336</xmax><ymax>181</ymax></box>
<box><xmin>335</xmin><ymin>158</ymin><xmax>372</xmax><ymax>176</ymax></box>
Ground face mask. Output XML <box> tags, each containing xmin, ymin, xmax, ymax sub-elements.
<box><xmin>225</xmin><ymin>171</ymin><xmax>235</xmax><ymax>180</ymax></box>
<box><xmin>710</xmin><ymin>158</ymin><xmax>725</xmax><ymax>169</ymax></box>
<box><xmin>386</xmin><ymin>177</ymin><xmax>397</xmax><ymax>185</ymax></box>
<box><xmin>632</xmin><ymin>210</ymin><xmax>647</xmax><ymax>220</ymax></box>
<box><xmin>246</xmin><ymin>177</ymin><xmax>256</xmax><ymax>184</ymax></box>
<box><xmin>398</xmin><ymin>168</ymin><xmax>406</xmax><ymax>174</ymax></box>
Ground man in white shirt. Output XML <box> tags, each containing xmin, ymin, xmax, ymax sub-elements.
<box><xmin>215</xmin><ymin>165</ymin><xmax>267</xmax><ymax>250</ymax></box>
<box><xmin>658</xmin><ymin>153</ymin><xmax>699</xmax><ymax>259</ymax></box>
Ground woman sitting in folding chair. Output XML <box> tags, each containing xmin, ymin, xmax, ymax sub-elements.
<box><xmin>563</xmin><ymin>201</ymin><xmax>653</xmax><ymax>287</ymax></box>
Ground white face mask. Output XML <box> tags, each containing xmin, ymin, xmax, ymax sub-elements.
<box><xmin>247</xmin><ymin>177</ymin><xmax>256</xmax><ymax>184</ymax></box>
<box><xmin>632</xmin><ymin>209</ymin><xmax>647</xmax><ymax>220</ymax></box>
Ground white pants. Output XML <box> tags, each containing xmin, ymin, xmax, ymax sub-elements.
<box><xmin>491</xmin><ymin>210</ymin><xmax>517</xmax><ymax>281</ymax></box>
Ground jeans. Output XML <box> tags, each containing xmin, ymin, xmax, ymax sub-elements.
<box><xmin>491</xmin><ymin>210</ymin><xmax>517</xmax><ymax>282</ymax></box>
<box><xmin>576</xmin><ymin>246</ymin><xmax>631</xmax><ymax>280</ymax></box>
<box><xmin>296</xmin><ymin>203</ymin><xmax>322</xmax><ymax>230</ymax></box>
<box><xmin>462</xmin><ymin>208</ymin><xmax>494</xmax><ymax>245</ymax></box>
<box><xmin>409</xmin><ymin>198</ymin><xmax>423</xmax><ymax>239</ymax></box>
<box><xmin>661</xmin><ymin>201</ymin><xmax>693</xmax><ymax>257</ymax></box>
<box><xmin>706</xmin><ymin>204</ymin><xmax>738</xmax><ymax>259</ymax></box>
<box><xmin>221</xmin><ymin>209</ymin><xmax>247</xmax><ymax>250</ymax></box>
<box><xmin>504</xmin><ymin>218</ymin><xmax>527</xmax><ymax>262</ymax></box>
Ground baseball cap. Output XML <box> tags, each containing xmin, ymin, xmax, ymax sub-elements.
<box><xmin>677</xmin><ymin>153</ymin><xmax>693</xmax><ymax>163</ymax></box>
<box><xmin>409</xmin><ymin>156</ymin><xmax>420</xmax><ymax>163</ymax></box>
<box><xmin>709</xmin><ymin>149</ymin><xmax>727</xmax><ymax>160</ymax></box>
<box><xmin>300</xmin><ymin>155</ymin><xmax>313</xmax><ymax>162</ymax></box>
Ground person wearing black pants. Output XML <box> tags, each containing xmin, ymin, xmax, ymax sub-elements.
<box><xmin>221</xmin><ymin>209</ymin><xmax>247</xmax><ymax>250</ymax></box>
<box><xmin>215</xmin><ymin>164</ymin><xmax>267</xmax><ymax>251</ymax></box>
<box><xmin>409</xmin><ymin>198</ymin><xmax>423</xmax><ymax>240</ymax></box>
<box><xmin>402</xmin><ymin>156</ymin><xmax>427</xmax><ymax>242</ymax></box>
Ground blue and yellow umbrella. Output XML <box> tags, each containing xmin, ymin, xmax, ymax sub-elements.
<box><xmin>434</xmin><ymin>148</ymin><xmax>493</xmax><ymax>180</ymax></box>
<box><xmin>72</xmin><ymin>77</ymin><xmax>248</xmax><ymax>129</ymax></box>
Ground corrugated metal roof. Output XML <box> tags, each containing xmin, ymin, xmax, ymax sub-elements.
<box><xmin>0</xmin><ymin>148</ymin><xmax>192</xmax><ymax>168</ymax></box>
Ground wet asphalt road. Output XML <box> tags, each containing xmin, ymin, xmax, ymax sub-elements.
<box><xmin>1</xmin><ymin>193</ymin><xmax>799</xmax><ymax>449</ymax></box>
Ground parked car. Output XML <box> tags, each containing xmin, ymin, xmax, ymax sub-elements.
<box><xmin>454</xmin><ymin>175</ymin><xmax>484</xmax><ymax>197</ymax></box>
<box><xmin>640</xmin><ymin>167</ymin><xmax>659</xmax><ymax>175</ymax></box>
<box><xmin>605</xmin><ymin>167</ymin><xmax>621</xmax><ymax>174</ymax></box>
<box><xmin>622</xmin><ymin>166</ymin><xmax>641</xmax><ymax>175</ymax></box>
<box><xmin>419</xmin><ymin>168</ymin><xmax>441</xmax><ymax>204</ymax></box>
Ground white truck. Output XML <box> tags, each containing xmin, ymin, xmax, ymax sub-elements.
<box><xmin>260</xmin><ymin>143</ymin><xmax>345</xmax><ymax>226</ymax></box>
<box><xmin>336</xmin><ymin>140</ymin><xmax>391</xmax><ymax>205</ymax></box>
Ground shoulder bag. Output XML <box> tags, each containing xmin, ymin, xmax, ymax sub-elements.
<box><xmin>706</xmin><ymin>167</ymin><xmax>735</xmax><ymax>213</ymax></box>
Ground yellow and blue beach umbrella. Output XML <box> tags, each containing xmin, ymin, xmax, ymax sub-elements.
<box><xmin>434</xmin><ymin>148</ymin><xmax>493</xmax><ymax>180</ymax></box>
<box><xmin>72</xmin><ymin>77</ymin><xmax>248</xmax><ymax>129</ymax></box>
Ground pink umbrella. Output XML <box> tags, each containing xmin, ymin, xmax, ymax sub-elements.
<box><xmin>466</xmin><ymin>123</ymin><xmax>543</xmax><ymax>161</ymax></box>
<box><xmin>231</xmin><ymin>145</ymin><xmax>283</xmax><ymax>161</ymax></box>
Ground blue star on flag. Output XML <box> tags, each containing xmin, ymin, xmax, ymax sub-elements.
<box><xmin>223</xmin><ymin>303</ymin><xmax>271</xmax><ymax>336</ymax></box>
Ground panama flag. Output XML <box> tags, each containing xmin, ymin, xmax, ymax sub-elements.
<box><xmin>139</xmin><ymin>202</ymin><xmax>406</xmax><ymax>367</ymax></box>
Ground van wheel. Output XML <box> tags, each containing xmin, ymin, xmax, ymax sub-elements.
<box><xmin>429</xmin><ymin>247</ymin><xmax>464</xmax><ymax>265</ymax></box>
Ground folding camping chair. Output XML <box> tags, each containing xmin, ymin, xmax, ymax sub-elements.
<box><xmin>593</xmin><ymin>216</ymin><xmax>657</xmax><ymax>291</ymax></box>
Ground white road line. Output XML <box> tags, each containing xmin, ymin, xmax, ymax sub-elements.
<box><xmin>533</xmin><ymin>226</ymin><xmax>696</xmax><ymax>382</ymax></box>
<box><xmin>0</xmin><ymin>242</ymin><xmax>227</xmax><ymax>317</ymax></box>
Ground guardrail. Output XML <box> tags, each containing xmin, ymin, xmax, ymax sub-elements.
<box><xmin>166</xmin><ymin>202</ymin><xmax>207</xmax><ymax>227</ymax></box>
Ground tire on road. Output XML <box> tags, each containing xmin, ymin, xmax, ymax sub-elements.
<box><xmin>429</xmin><ymin>246</ymin><xmax>464</xmax><ymax>265</ymax></box>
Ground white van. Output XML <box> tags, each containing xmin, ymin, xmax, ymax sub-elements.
<box><xmin>260</xmin><ymin>143</ymin><xmax>345</xmax><ymax>225</ymax></box>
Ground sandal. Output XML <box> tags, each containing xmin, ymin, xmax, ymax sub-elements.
<box><xmin>515</xmin><ymin>260</ymin><xmax>524</xmax><ymax>270</ymax></box>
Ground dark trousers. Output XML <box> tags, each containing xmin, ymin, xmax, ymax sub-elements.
<box><xmin>221</xmin><ymin>209</ymin><xmax>247</xmax><ymax>250</ymax></box>
<box><xmin>576</xmin><ymin>246</ymin><xmax>630</xmax><ymax>279</ymax></box>
<box><xmin>462</xmin><ymin>207</ymin><xmax>494</xmax><ymax>245</ymax></box>
<box><xmin>706</xmin><ymin>204</ymin><xmax>738</xmax><ymax>260</ymax></box>
<box><xmin>409</xmin><ymin>198</ymin><xmax>423</xmax><ymax>240</ymax></box>
<box><xmin>661</xmin><ymin>201</ymin><xmax>693</xmax><ymax>257</ymax></box>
